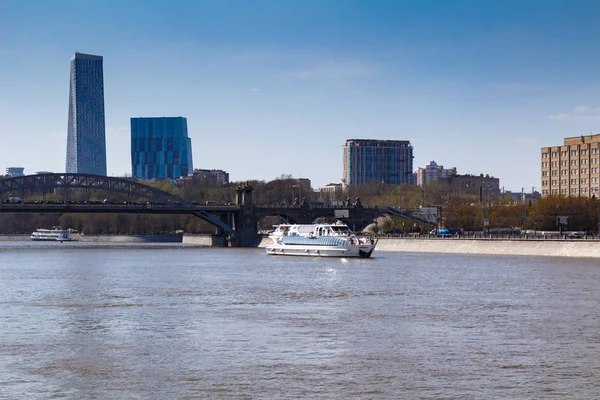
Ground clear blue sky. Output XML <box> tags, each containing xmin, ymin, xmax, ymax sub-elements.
<box><xmin>2</xmin><ymin>0</ymin><xmax>600</xmax><ymax>191</ymax></box>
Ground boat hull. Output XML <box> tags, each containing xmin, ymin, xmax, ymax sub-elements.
<box><xmin>31</xmin><ymin>237</ymin><xmax>72</xmax><ymax>241</ymax></box>
<box><xmin>265</xmin><ymin>242</ymin><xmax>376</xmax><ymax>258</ymax></box>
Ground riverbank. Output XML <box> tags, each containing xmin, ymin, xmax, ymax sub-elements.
<box><xmin>0</xmin><ymin>234</ymin><xmax>228</xmax><ymax>246</ymax></box>
<box><xmin>257</xmin><ymin>236</ymin><xmax>600</xmax><ymax>258</ymax></box>
<box><xmin>0</xmin><ymin>234</ymin><xmax>184</xmax><ymax>243</ymax></box>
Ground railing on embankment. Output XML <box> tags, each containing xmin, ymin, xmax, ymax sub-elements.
<box><xmin>374</xmin><ymin>233</ymin><xmax>600</xmax><ymax>241</ymax></box>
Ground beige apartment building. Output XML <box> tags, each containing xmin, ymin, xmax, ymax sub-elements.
<box><xmin>541</xmin><ymin>134</ymin><xmax>600</xmax><ymax>197</ymax></box>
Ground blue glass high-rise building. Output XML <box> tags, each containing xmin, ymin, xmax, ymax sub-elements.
<box><xmin>131</xmin><ymin>117</ymin><xmax>194</xmax><ymax>180</ymax></box>
<box><xmin>66</xmin><ymin>52</ymin><xmax>107</xmax><ymax>175</ymax></box>
<box><xmin>342</xmin><ymin>139</ymin><xmax>414</xmax><ymax>185</ymax></box>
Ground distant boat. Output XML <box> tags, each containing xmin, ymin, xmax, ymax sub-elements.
<box><xmin>31</xmin><ymin>227</ymin><xmax>73</xmax><ymax>242</ymax></box>
<box><xmin>266</xmin><ymin>222</ymin><xmax>377</xmax><ymax>258</ymax></box>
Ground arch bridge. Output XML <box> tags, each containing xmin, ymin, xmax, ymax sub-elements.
<box><xmin>0</xmin><ymin>173</ymin><xmax>236</xmax><ymax>236</ymax></box>
<box><xmin>0</xmin><ymin>174</ymin><xmax>394</xmax><ymax>245</ymax></box>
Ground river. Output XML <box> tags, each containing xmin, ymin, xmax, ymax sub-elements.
<box><xmin>1</xmin><ymin>242</ymin><xmax>599</xmax><ymax>399</ymax></box>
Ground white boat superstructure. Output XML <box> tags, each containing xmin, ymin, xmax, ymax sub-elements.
<box><xmin>31</xmin><ymin>227</ymin><xmax>73</xmax><ymax>242</ymax></box>
<box><xmin>266</xmin><ymin>222</ymin><xmax>377</xmax><ymax>258</ymax></box>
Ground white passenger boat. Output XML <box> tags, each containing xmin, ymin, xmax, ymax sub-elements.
<box><xmin>31</xmin><ymin>227</ymin><xmax>73</xmax><ymax>242</ymax></box>
<box><xmin>265</xmin><ymin>222</ymin><xmax>377</xmax><ymax>258</ymax></box>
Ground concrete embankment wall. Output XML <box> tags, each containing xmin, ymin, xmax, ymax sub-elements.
<box><xmin>78</xmin><ymin>235</ymin><xmax>183</xmax><ymax>243</ymax></box>
<box><xmin>257</xmin><ymin>237</ymin><xmax>270</xmax><ymax>248</ymax></box>
<box><xmin>0</xmin><ymin>235</ymin><xmax>30</xmax><ymax>241</ymax></box>
<box><xmin>376</xmin><ymin>238</ymin><xmax>600</xmax><ymax>258</ymax></box>
<box><xmin>182</xmin><ymin>235</ymin><xmax>226</xmax><ymax>246</ymax></box>
<box><xmin>1</xmin><ymin>234</ymin><xmax>224</xmax><ymax>246</ymax></box>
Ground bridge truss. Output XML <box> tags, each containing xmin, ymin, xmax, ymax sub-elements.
<box><xmin>0</xmin><ymin>173</ymin><xmax>234</xmax><ymax>233</ymax></box>
<box><xmin>0</xmin><ymin>173</ymin><xmax>191</xmax><ymax>204</ymax></box>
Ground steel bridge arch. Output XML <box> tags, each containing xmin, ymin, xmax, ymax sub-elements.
<box><xmin>0</xmin><ymin>173</ymin><xmax>235</xmax><ymax>233</ymax></box>
<box><xmin>0</xmin><ymin>173</ymin><xmax>193</xmax><ymax>204</ymax></box>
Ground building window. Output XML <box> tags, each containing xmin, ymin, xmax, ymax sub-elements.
<box><xmin>572</xmin><ymin>150</ymin><xmax>578</xmax><ymax>156</ymax></box>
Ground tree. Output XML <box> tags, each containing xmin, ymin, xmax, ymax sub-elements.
<box><xmin>376</xmin><ymin>215</ymin><xmax>395</xmax><ymax>233</ymax></box>
<box><xmin>445</xmin><ymin>204</ymin><xmax>483</xmax><ymax>231</ymax></box>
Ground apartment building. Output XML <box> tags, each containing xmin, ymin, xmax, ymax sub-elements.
<box><xmin>541</xmin><ymin>134</ymin><xmax>600</xmax><ymax>197</ymax></box>
<box><xmin>192</xmin><ymin>169</ymin><xmax>230</xmax><ymax>184</ymax></box>
<box><xmin>414</xmin><ymin>160</ymin><xmax>456</xmax><ymax>186</ymax></box>
<box><xmin>445</xmin><ymin>173</ymin><xmax>501</xmax><ymax>200</ymax></box>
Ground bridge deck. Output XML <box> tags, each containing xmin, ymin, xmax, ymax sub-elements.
<box><xmin>0</xmin><ymin>204</ymin><xmax>240</xmax><ymax>214</ymax></box>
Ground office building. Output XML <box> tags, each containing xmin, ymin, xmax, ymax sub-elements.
<box><xmin>342</xmin><ymin>139</ymin><xmax>414</xmax><ymax>186</ymax></box>
<box><xmin>66</xmin><ymin>52</ymin><xmax>107</xmax><ymax>175</ymax></box>
<box><xmin>131</xmin><ymin>117</ymin><xmax>193</xmax><ymax>180</ymax></box>
<box><xmin>414</xmin><ymin>161</ymin><xmax>456</xmax><ymax>186</ymax></box>
<box><xmin>6</xmin><ymin>167</ymin><xmax>24</xmax><ymax>178</ymax></box>
<box><xmin>541</xmin><ymin>134</ymin><xmax>600</xmax><ymax>197</ymax></box>
<box><xmin>192</xmin><ymin>169</ymin><xmax>230</xmax><ymax>184</ymax></box>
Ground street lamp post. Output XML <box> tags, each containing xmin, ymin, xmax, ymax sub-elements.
<box><xmin>292</xmin><ymin>185</ymin><xmax>299</xmax><ymax>206</ymax></box>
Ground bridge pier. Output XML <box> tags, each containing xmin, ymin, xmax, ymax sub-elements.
<box><xmin>231</xmin><ymin>184</ymin><xmax>260</xmax><ymax>247</ymax></box>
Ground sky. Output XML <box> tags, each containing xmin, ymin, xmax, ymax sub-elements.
<box><xmin>1</xmin><ymin>0</ymin><xmax>600</xmax><ymax>191</ymax></box>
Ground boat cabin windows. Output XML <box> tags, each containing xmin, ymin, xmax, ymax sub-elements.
<box><xmin>330</xmin><ymin>225</ymin><xmax>351</xmax><ymax>235</ymax></box>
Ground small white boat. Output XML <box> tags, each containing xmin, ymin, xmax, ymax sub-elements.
<box><xmin>265</xmin><ymin>222</ymin><xmax>377</xmax><ymax>258</ymax></box>
<box><xmin>31</xmin><ymin>227</ymin><xmax>73</xmax><ymax>242</ymax></box>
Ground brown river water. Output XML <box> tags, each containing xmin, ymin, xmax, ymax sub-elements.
<box><xmin>1</xmin><ymin>242</ymin><xmax>599</xmax><ymax>399</ymax></box>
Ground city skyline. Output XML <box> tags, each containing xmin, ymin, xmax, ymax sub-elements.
<box><xmin>2</xmin><ymin>1</ymin><xmax>600</xmax><ymax>190</ymax></box>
